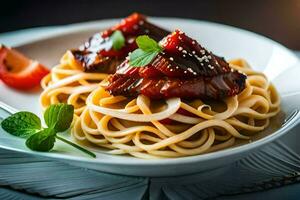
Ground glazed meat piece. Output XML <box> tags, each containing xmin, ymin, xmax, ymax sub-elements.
<box><xmin>106</xmin><ymin>71</ymin><xmax>246</xmax><ymax>99</ymax></box>
<box><xmin>105</xmin><ymin>30</ymin><xmax>247</xmax><ymax>100</ymax></box>
<box><xmin>72</xmin><ymin>13</ymin><xmax>169</xmax><ymax>73</ymax></box>
<box><xmin>159</xmin><ymin>30</ymin><xmax>232</xmax><ymax>77</ymax></box>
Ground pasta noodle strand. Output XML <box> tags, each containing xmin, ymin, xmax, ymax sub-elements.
<box><xmin>69</xmin><ymin>59</ymin><xmax>281</xmax><ymax>158</ymax></box>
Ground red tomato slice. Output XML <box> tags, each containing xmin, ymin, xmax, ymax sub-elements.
<box><xmin>0</xmin><ymin>45</ymin><xmax>49</xmax><ymax>90</ymax></box>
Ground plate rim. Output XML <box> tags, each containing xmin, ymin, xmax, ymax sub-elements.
<box><xmin>1</xmin><ymin>17</ymin><xmax>300</xmax><ymax>167</ymax></box>
<box><xmin>12</xmin><ymin>16</ymin><xmax>300</xmax><ymax>63</ymax></box>
<box><xmin>1</xmin><ymin>112</ymin><xmax>299</xmax><ymax>166</ymax></box>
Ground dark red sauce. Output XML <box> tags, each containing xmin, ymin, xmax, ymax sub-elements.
<box><xmin>105</xmin><ymin>30</ymin><xmax>247</xmax><ymax>100</ymax></box>
<box><xmin>71</xmin><ymin>13</ymin><xmax>169</xmax><ymax>73</ymax></box>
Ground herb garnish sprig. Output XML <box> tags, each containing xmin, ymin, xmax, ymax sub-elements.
<box><xmin>1</xmin><ymin>103</ymin><xmax>96</xmax><ymax>158</ymax></box>
<box><xmin>111</xmin><ymin>30</ymin><xmax>125</xmax><ymax>50</ymax></box>
<box><xmin>129</xmin><ymin>35</ymin><xmax>163</xmax><ymax>67</ymax></box>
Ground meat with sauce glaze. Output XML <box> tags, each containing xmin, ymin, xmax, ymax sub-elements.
<box><xmin>105</xmin><ymin>30</ymin><xmax>247</xmax><ymax>100</ymax></box>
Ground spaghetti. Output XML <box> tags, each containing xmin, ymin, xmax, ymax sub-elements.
<box><xmin>40</xmin><ymin>51</ymin><xmax>108</xmax><ymax>116</ymax></box>
<box><xmin>40</xmin><ymin>13</ymin><xmax>169</xmax><ymax>116</ymax></box>
<box><xmin>72</xmin><ymin>59</ymin><xmax>280</xmax><ymax>158</ymax></box>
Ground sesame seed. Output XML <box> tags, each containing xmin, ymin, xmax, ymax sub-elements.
<box><xmin>184</xmin><ymin>71</ymin><xmax>187</xmax><ymax>73</ymax></box>
<box><xmin>192</xmin><ymin>41</ymin><xmax>196</xmax><ymax>44</ymax></box>
<box><xmin>192</xmin><ymin>51</ymin><xmax>196</xmax><ymax>54</ymax></box>
<box><xmin>194</xmin><ymin>55</ymin><xmax>204</xmax><ymax>62</ymax></box>
<box><xmin>193</xmin><ymin>72</ymin><xmax>197</xmax><ymax>75</ymax></box>
<box><xmin>187</xmin><ymin>68</ymin><xmax>194</xmax><ymax>72</ymax></box>
<box><xmin>207</xmin><ymin>55</ymin><xmax>212</xmax><ymax>59</ymax></box>
<box><xmin>176</xmin><ymin>66</ymin><xmax>179</xmax><ymax>69</ymax></box>
<box><xmin>170</xmin><ymin>69</ymin><xmax>174</xmax><ymax>71</ymax></box>
<box><xmin>178</xmin><ymin>46</ymin><xmax>183</xmax><ymax>51</ymax></box>
<box><xmin>128</xmin><ymin>38</ymin><xmax>135</xmax><ymax>43</ymax></box>
<box><xmin>182</xmin><ymin>50</ymin><xmax>187</xmax><ymax>54</ymax></box>
<box><xmin>169</xmin><ymin>57</ymin><xmax>174</xmax><ymax>61</ymax></box>
<box><xmin>178</xmin><ymin>36</ymin><xmax>182</xmax><ymax>40</ymax></box>
<box><xmin>183</xmin><ymin>54</ymin><xmax>186</xmax><ymax>57</ymax></box>
<box><xmin>201</xmin><ymin>63</ymin><xmax>204</xmax><ymax>66</ymax></box>
<box><xmin>208</xmin><ymin>64</ymin><xmax>214</xmax><ymax>69</ymax></box>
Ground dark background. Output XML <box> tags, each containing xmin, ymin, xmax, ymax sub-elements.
<box><xmin>2</xmin><ymin>0</ymin><xmax>300</xmax><ymax>50</ymax></box>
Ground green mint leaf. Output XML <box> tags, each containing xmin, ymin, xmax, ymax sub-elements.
<box><xmin>44</xmin><ymin>104</ymin><xmax>74</xmax><ymax>133</ymax></box>
<box><xmin>129</xmin><ymin>49</ymin><xmax>159</xmax><ymax>67</ymax></box>
<box><xmin>128</xmin><ymin>35</ymin><xmax>163</xmax><ymax>67</ymax></box>
<box><xmin>1</xmin><ymin>111</ymin><xmax>41</xmax><ymax>138</ymax></box>
<box><xmin>136</xmin><ymin>35</ymin><xmax>162</xmax><ymax>52</ymax></box>
<box><xmin>111</xmin><ymin>30</ymin><xmax>125</xmax><ymax>50</ymax></box>
<box><xmin>26</xmin><ymin>128</ymin><xmax>55</xmax><ymax>152</ymax></box>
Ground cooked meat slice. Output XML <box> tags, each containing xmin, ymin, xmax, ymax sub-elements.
<box><xmin>72</xmin><ymin>13</ymin><xmax>170</xmax><ymax>73</ymax></box>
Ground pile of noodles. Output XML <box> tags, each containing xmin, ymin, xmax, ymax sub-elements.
<box><xmin>40</xmin><ymin>51</ymin><xmax>108</xmax><ymax>116</ymax></box>
<box><xmin>70</xmin><ymin>59</ymin><xmax>280</xmax><ymax>159</ymax></box>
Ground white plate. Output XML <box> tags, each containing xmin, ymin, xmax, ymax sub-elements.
<box><xmin>1</xmin><ymin>18</ymin><xmax>300</xmax><ymax>177</ymax></box>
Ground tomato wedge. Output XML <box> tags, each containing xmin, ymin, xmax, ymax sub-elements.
<box><xmin>0</xmin><ymin>45</ymin><xmax>49</xmax><ymax>90</ymax></box>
